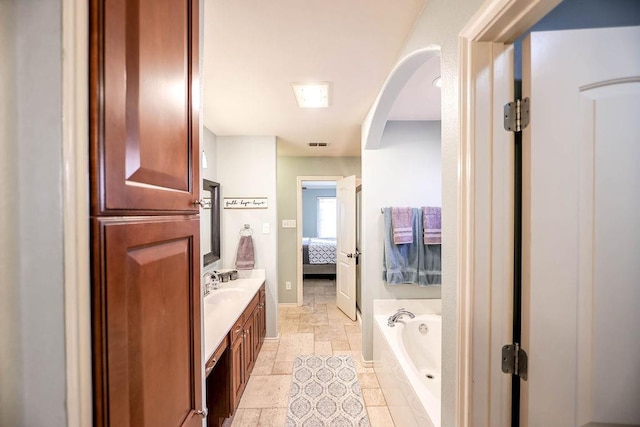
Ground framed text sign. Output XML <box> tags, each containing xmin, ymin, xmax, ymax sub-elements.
<box><xmin>223</xmin><ymin>197</ymin><xmax>268</xmax><ymax>209</ymax></box>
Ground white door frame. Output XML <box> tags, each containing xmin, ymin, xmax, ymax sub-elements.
<box><xmin>296</xmin><ymin>175</ymin><xmax>343</xmax><ymax>306</ymax></box>
<box><xmin>457</xmin><ymin>0</ymin><xmax>562</xmax><ymax>425</ymax></box>
<box><xmin>62</xmin><ymin>0</ymin><xmax>92</xmax><ymax>425</ymax></box>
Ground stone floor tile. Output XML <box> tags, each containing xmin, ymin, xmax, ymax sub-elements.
<box><xmin>272</xmin><ymin>361</ymin><xmax>294</xmax><ymax>375</ymax></box>
<box><xmin>261</xmin><ymin>341</ymin><xmax>280</xmax><ymax>352</ymax></box>
<box><xmin>251</xmin><ymin>350</ymin><xmax>276</xmax><ymax>375</ymax></box>
<box><xmin>299</xmin><ymin>313</ymin><xmax>329</xmax><ymax>326</ymax></box>
<box><xmin>362</xmin><ymin>388</ymin><xmax>387</xmax><ymax>406</ymax></box>
<box><xmin>238</xmin><ymin>375</ymin><xmax>292</xmax><ymax>409</ymax></box>
<box><xmin>344</xmin><ymin>324</ymin><xmax>361</xmax><ymax>333</ymax></box>
<box><xmin>366</xmin><ymin>406</ymin><xmax>395</xmax><ymax>427</ymax></box>
<box><xmin>314</xmin><ymin>341</ymin><xmax>333</xmax><ymax>355</ymax></box>
<box><xmin>358</xmin><ymin>373</ymin><xmax>381</xmax><ymax>389</ymax></box>
<box><xmin>297</xmin><ymin>323</ymin><xmax>315</xmax><ymax>333</ymax></box>
<box><xmin>275</xmin><ymin>333</ymin><xmax>314</xmax><ymax>362</ymax></box>
<box><xmin>230</xmin><ymin>408</ymin><xmax>261</xmax><ymax>427</ymax></box>
<box><xmin>278</xmin><ymin>321</ymin><xmax>300</xmax><ymax>333</ymax></box>
<box><xmin>257</xmin><ymin>408</ymin><xmax>287</xmax><ymax>426</ymax></box>
<box><xmin>347</xmin><ymin>332</ymin><xmax>363</xmax><ymax>350</ymax></box>
<box><xmin>314</xmin><ymin>325</ymin><xmax>347</xmax><ymax>342</ymax></box>
<box><xmin>330</xmin><ymin>340</ymin><xmax>351</xmax><ymax>351</ymax></box>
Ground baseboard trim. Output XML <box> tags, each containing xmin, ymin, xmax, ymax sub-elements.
<box><xmin>278</xmin><ymin>303</ymin><xmax>298</xmax><ymax>308</ymax></box>
<box><xmin>361</xmin><ymin>354</ymin><xmax>373</xmax><ymax>368</ymax></box>
<box><xmin>264</xmin><ymin>333</ymin><xmax>281</xmax><ymax>342</ymax></box>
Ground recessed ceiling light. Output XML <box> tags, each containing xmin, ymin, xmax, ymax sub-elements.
<box><xmin>292</xmin><ymin>82</ymin><xmax>330</xmax><ymax>108</ymax></box>
<box><xmin>432</xmin><ymin>76</ymin><xmax>442</xmax><ymax>88</ymax></box>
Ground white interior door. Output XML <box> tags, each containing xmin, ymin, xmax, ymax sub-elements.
<box><xmin>521</xmin><ymin>26</ymin><xmax>640</xmax><ymax>427</ymax></box>
<box><xmin>336</xmin><ymin>175</ymin><xmax>357</xmax><ymax>320</ymax></box>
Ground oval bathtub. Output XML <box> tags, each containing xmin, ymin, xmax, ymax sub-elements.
<box><xmin>373</xmin><ymin>313</ymin><xmax>441</xmax><ymax>427</ymax></box>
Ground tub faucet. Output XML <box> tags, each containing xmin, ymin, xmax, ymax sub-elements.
<box><xmin>387</xmin><ymin>308</ymin><xmax>415</xmax><ymax>327</ymax></box>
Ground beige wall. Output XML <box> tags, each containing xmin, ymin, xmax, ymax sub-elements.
<box><xmin>386</xmin><ymin>1</ymin><xmax>484</xmax><ymax>425</ymax></box>
<box><xmin>277</xmin><ymin>156</ymin><xmax>361</xmax><ymax>304</ymax></box>
<box><xmin>217</xmin><ymin>136</ymin><xmax>279</xmax><ymax>337</ymax></box>
<box><xmin>360</xmin><ymin>121</ymin><xmax>442</xmax><ymax>361</ymax></box>
<box><xmin>0</xmin><ymin>1</ymin><xmax>69</xmax><ymax>425</ymax></box>
<box><xmin>0</xmin><ymin>1</ymin><xmax>21</xmax><ymax>425</ymax></box>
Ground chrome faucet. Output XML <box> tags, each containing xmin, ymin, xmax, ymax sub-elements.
<box><xmin>203</xmin><ymin>271</ymin><xmax>219</xmax><ymax>296</ymax></box>
<box><xmin>387</xmin><ymin>308</ymin><xmax>415</xmax><ymax>327</ymax></box>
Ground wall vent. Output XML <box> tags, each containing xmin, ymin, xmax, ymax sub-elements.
<box><xmin>308</xmin><ymin>142</ymin><xmax>329</xmax><ymax>147</ymax></box>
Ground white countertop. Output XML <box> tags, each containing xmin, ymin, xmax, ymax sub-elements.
<box><xmin>203</xmin><ymin>269</ymin><xmax>266</xmax><ymax>362</ymax></box>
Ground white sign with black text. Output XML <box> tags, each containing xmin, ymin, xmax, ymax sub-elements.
<box><xmin>223</xmin><ymin>197</ymin><xmax>268</xmax><ymax>209</ymax></box>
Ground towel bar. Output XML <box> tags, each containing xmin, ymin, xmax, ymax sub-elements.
<box><xmin>239</xmin><ymin>224</ymin><xmax>253</xmax><ymax>236</ymax></box>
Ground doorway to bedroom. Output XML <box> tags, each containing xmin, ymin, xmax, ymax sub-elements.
<box><xmin>300</xmin><ymin>179</ymin><xmax>338</xmax><ymax>302</ymax></box>
<box><xmin>296</xmin><ymin>175</ymin><xmax>361</xmax><ymax>320</ymax></box>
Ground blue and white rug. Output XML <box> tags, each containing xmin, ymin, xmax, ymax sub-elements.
<box><xmin>285</xmin><ymin>355</ymin><xmax>371</xmax><ymax>426</ymax></box>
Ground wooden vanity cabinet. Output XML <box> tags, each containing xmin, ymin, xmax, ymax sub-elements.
<box><xmin>206</xmin><ymin>283</ymin><xmax>266</xmax><ymax>426</ymax></box>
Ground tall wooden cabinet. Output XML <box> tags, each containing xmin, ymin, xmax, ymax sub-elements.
<box><xmin>90</xmin><ymin>0</ymin><xmax>203</xmax><ymax>426</ymax></box>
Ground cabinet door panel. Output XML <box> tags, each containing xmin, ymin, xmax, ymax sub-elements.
<box><xmin>91</xmin><ymin>0</ymin><xmax>199</xmax><ymax>214</ymax></box>
<box><xmin>252</xmin><ymin>308</ymin><xmax>261</xmax><ymax>359</ymax></box>
<box><xmin>93</xmin><ymin>217</ymin><xmax>202</xmax><ymax>427</ymax></box>
<box><xmin>244</xmin><ymin>317</ymin><xmax>256</xmax><ymax>375</ymax></box>
<box><xmin>230</xmin><ymin>337</ymin><xmax>244</xmax><ymax>413</ymax></box>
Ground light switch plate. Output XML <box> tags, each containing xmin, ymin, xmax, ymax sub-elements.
<box><xmin>262</xmin><ymin>223</ymin><xmax>270</xmax><ymax>234</ymax></box>
<box><xmin>282</xmin><ymin>219</ymin><xmax>296</xmax><ymax>228</ymax></box>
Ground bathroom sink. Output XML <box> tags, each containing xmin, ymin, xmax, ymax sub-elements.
<box><xmin>206</xmin><ymin>288</ymin><xmax>247</xmax><ymax>303</ymax></box>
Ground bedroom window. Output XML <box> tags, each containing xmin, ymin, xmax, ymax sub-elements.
<box><xmin>317</xmin><ymin>197</ymin><xmax>337</xmax><ymax>238</ymax></box>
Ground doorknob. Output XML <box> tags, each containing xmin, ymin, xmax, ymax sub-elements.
<box><xmin>347</xmin><ymin>250</ymin><xmax>361</xmax><ymax>258</ymax></box>
<box><xmin>193</xmin><ymin>199</ymin><xmax>212</xmax><ymax>208</ymax></box>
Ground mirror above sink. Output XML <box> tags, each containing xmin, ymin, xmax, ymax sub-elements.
<box><xmin>201</xmin><ymin>179</ymin><xmax>221</xmax><ymax>266</ymax></box>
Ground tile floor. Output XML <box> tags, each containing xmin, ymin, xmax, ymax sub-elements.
<box><xmin>231</xmin><ymin>277</ymin><xmax>395</xmax><ymax>427</ymax></box>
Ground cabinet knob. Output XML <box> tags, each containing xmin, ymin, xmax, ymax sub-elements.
<box><xmin>195</xmin><ymin>408</ymin><xmax>208</xmax><ymax>418</ymax></box>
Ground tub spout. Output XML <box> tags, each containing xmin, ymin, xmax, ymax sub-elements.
<box><xmin>387</xmin><ymin>308</ymin><xmax>415</xmax><ymax>327</ymax></box>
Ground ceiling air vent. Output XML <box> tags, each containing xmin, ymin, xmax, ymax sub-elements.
<box><xmin>308</xmin><ymin>142</ymin><xmax>329</xmax><ymax>147</ymax></box>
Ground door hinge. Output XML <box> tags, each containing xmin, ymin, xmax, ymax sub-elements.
<box><xmin>504</xmin><ymin>97</ymin><xmax>530</xmax><ymax>132</ymax></box>
<box><xmin>502</xmin><ymin>343</ymin><xmax>528</xmax><ymax>380</ymax></box>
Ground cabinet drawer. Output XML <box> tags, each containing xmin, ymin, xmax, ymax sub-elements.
<box><xmin>245</xmin><ymin>293</ymin><xmax>259</xmax><ymax>320</ymax></box>
<box><xmin>205</xmin><ymin>336</ymin><xmax>228</xmax><ymax>377</ymax></box>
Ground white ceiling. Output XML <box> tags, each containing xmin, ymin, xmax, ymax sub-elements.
<box><xmin>203</xmin><ymin>0</ymin><xmax>438</xmax><ymax>157</ymax></box>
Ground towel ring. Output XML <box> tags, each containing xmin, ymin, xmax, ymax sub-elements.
<box><xmin>240</xmin><ymin>224</ymin><xmax>253</xmax><ymax>236</ymax></box>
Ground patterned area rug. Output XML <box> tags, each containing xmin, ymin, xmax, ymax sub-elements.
<box><xmin>286</xmin><ymin>355</ymin><xmax>371</xmax><ymax>426</ymax></box>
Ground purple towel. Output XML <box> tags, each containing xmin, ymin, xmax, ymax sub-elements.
<box><xmin>423</xmin><ymin>207</ymin><xmax>441</xmax><ymax>244</ymax></box>
<box><xmin>235</xmin><ymin>235</ymin><xmax>255</xmax><ymax>270</ymax></box>
<box><xmin>391</xmin><ymin>207</ymin><xmax>414</xmax><ymax>244</ymax></box>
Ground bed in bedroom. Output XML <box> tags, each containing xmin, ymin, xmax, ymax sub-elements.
<box><xmin>302</xmin><ymin>237</ymin><xmax>337</xmax><ymax>277</ymax></box>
